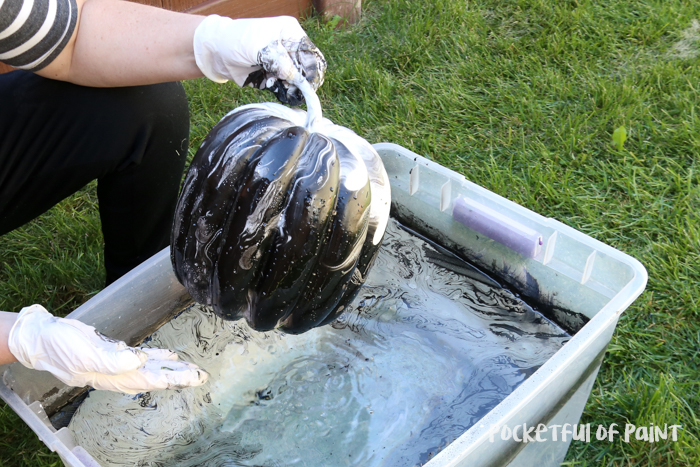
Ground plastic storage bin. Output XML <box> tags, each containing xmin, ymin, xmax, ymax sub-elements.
<box><xmin>0</xmin><ymin>143</ymin><xmax>647</xmax><ymax>467</ymax></box>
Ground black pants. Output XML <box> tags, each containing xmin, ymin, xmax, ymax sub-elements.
<box><xmin>0</xmin><ymin>71</ymin><xmax>189</xmax><ymax>284</ymax></box>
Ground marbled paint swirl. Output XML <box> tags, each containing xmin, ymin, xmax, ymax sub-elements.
<box><xmin>71</xmin><ymin>219</ymin><xmax>569</xmax><ymax>467</ymax></box>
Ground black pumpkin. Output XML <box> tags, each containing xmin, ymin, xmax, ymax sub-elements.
<box><xmin>171</xmin><ymin>102</ymin><xmax>390</xmax><ymax>334</ymax></box>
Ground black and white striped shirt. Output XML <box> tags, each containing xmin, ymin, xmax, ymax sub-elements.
<box><xmin>0</xmin><ymin>0</ymin><xmax>77</xmax><ymax>71</ymax></box>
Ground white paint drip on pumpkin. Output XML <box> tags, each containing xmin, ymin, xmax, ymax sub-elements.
<box><xmin>231</xmin><ymin>98</ymin><xmax>389</xmax><ymax>244</ymax></box>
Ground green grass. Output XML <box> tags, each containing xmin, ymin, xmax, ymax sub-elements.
<box><xmin>1</xmin><ymin>0</ymin><xmax>699</xmax><ymax>465</ymax></box>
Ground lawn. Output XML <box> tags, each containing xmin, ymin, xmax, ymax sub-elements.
<box><xmin>1</xmin><ymin>0</ymin><xmax>699</xmax><ymax>465</ymax></box>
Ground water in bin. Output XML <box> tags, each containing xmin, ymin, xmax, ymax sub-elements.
<box><xmin>68</xmin><ymin>219</ymin><xmax>571</xmax><ymax>467</ymax></box>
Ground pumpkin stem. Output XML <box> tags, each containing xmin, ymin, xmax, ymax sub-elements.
<box><xmin>297</xmin><ymin>78</ymin><xmax>322</xmax><ymax>131</ymax></box>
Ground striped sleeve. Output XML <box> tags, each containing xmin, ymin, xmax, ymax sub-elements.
<box><xmin>0</xmin><ymin>0</ymin><xmax>77</xmax><ymax>71</ymax></box>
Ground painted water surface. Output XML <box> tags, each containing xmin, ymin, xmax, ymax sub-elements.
<box><xmin>69</xmin><ymin>219</ymin><xmax>570</xmax><ymax>467</ymax></box>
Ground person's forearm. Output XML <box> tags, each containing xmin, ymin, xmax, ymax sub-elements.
<box><xmin>0</xmin><ymin>312</ymin><xmax>19</xmax><ymax>366</ymax></box>
<box><xmin>38</xmin><ymin>0</ymin><xmax>205</xmax><ymax>87</ymax></box>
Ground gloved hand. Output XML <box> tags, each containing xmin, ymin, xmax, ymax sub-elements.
<box><xmin>7</xmin><ymin>305</ymin><xmax>208</xmax><ymax>394</ymax></box>
<box><xmin>193</xmin><ymin>15</ymin><xmax>326</xmax><ymax>106</ymax></box>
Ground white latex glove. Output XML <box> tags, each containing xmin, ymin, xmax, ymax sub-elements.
<box><xmin>7</xmin><ymin>305</ymin><xmax>208</xmax><ymax>394</ymax></box>
<box><xmin>193</xmin><ymin>15</ymin><xmax>326</xmax><ymax>106</ymax></box>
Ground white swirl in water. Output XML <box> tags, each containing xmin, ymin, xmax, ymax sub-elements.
<box><xmin>70</xmin><ymin>219</ymin><xmax>569</xmax><ymax>467</ymax></box>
